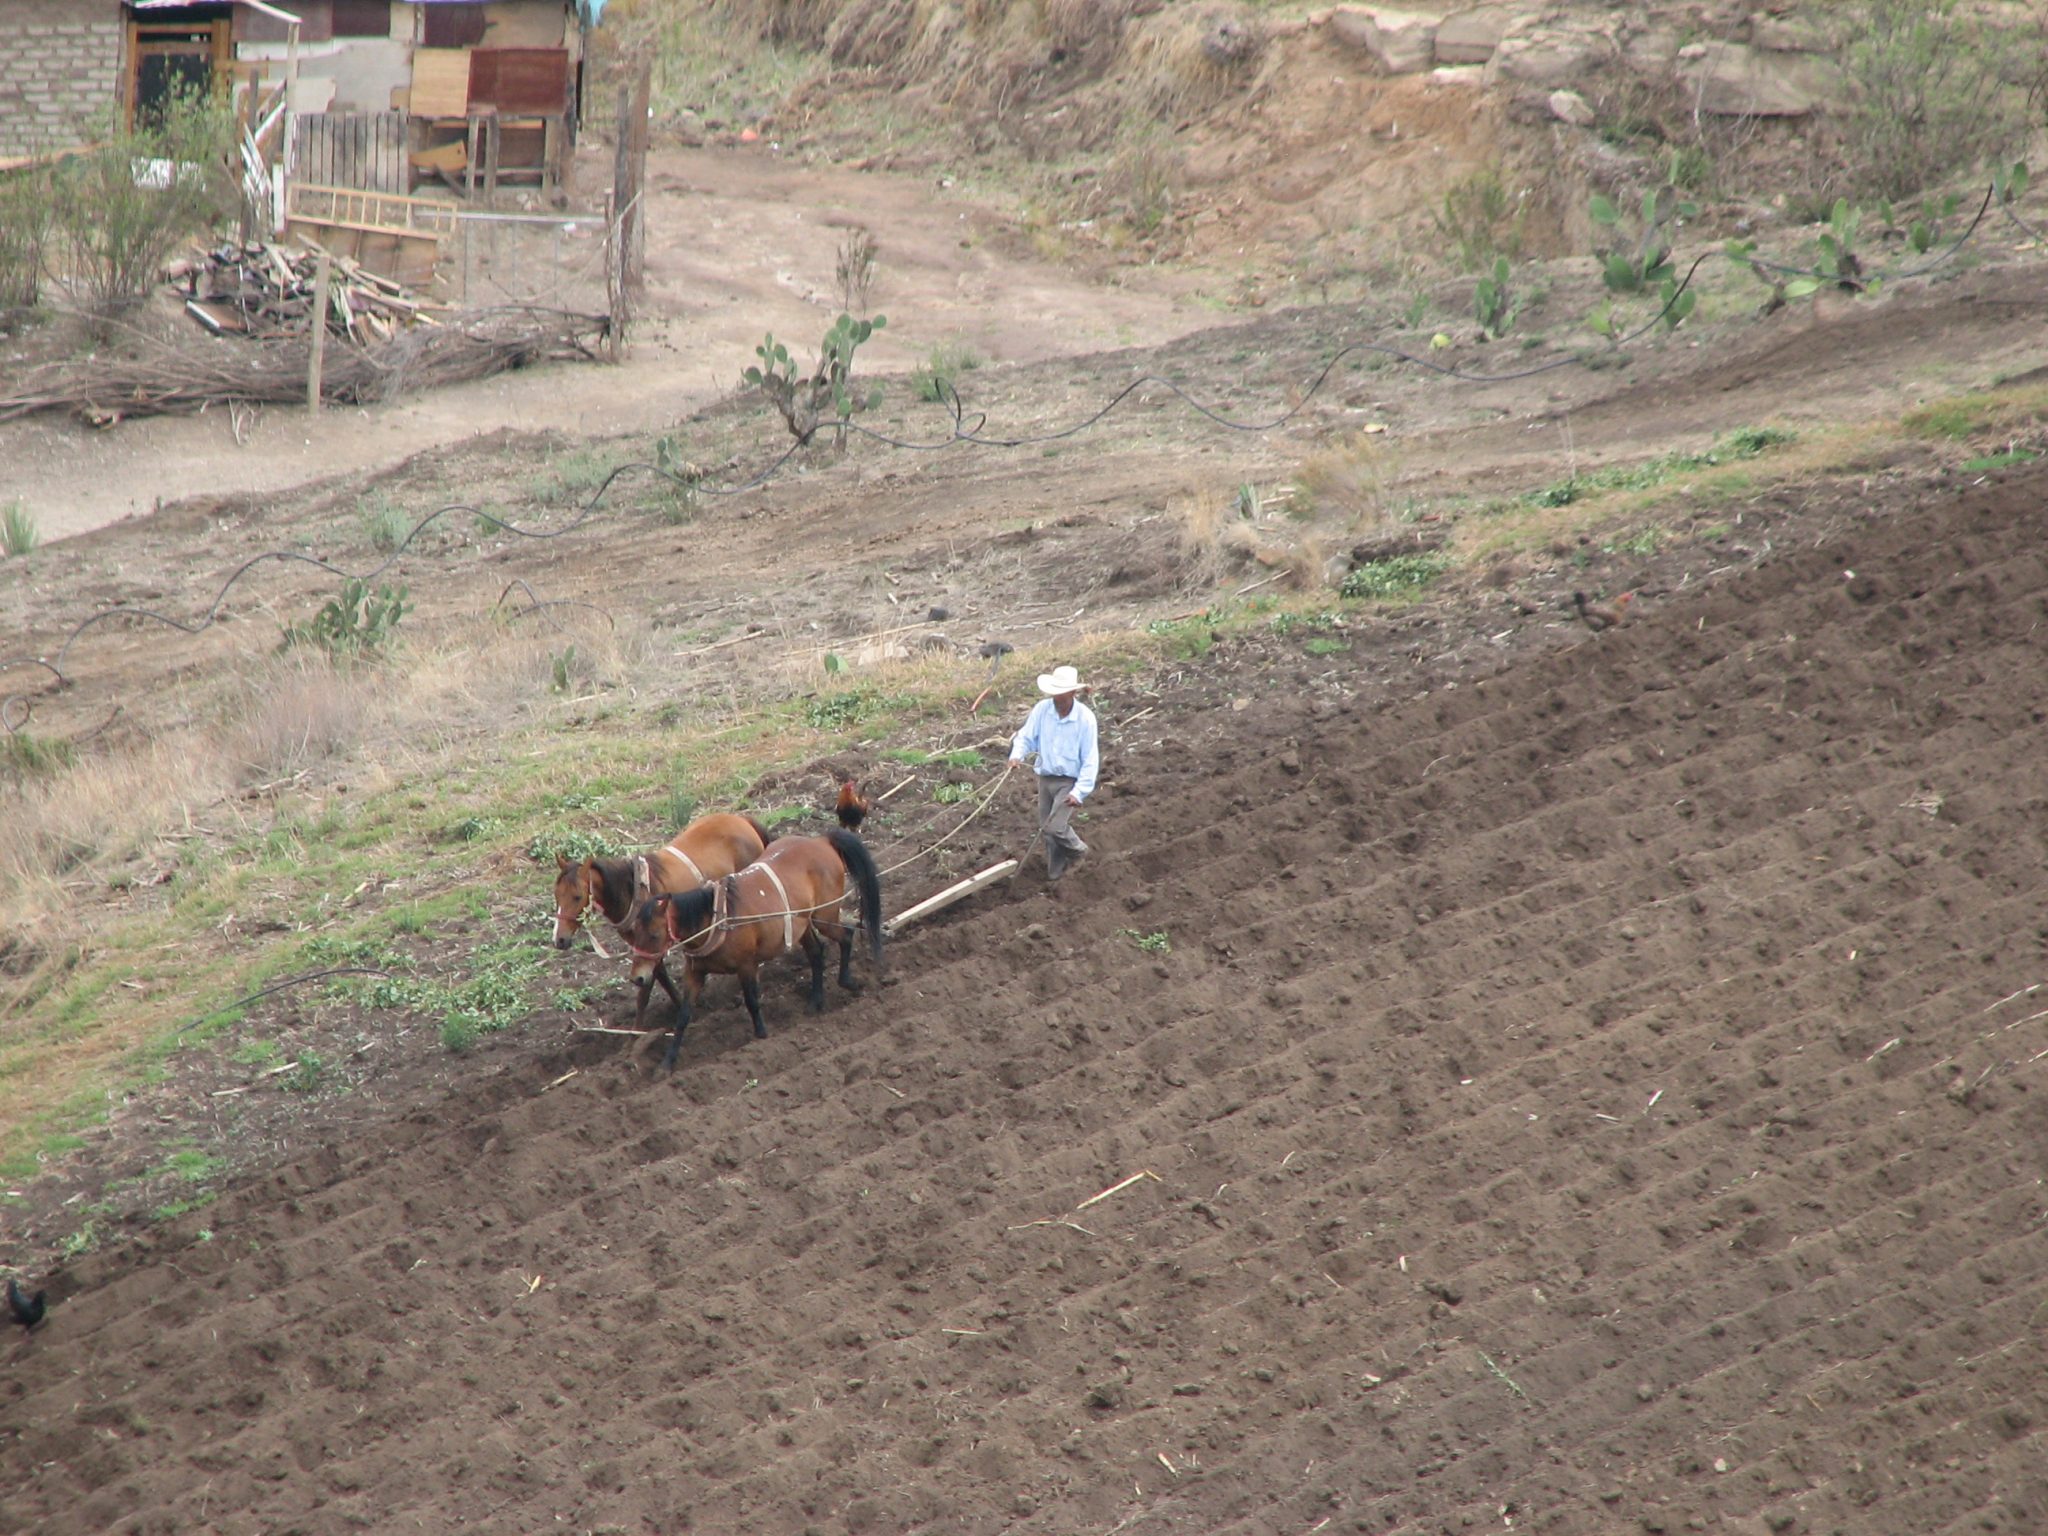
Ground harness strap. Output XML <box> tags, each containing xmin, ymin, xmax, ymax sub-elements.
<box><xmin>664</xmin><ymin>842</ymin><xmax>706</xmax><ymax>885</ymax></box>
<box><xmin>755</xmin><ymin>860</ymin><xmax>797</xmax><ymax>952</ymax></box>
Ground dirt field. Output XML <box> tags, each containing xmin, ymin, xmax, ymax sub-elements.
<box><xmin>5</xmin><ymin>442</ymin><xmax>2048</xmax><ymax>1533</ymax></box>
<box><xmin>7</xmin><ymin>14</ymin><xmax>2048</xmax><ymax>1531</ymax></box>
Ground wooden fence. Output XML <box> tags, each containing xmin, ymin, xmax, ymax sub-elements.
<box><xmin>292</xmin><ymin>111</ymin><xmax>407</xmax><ymax>196</ymax></box>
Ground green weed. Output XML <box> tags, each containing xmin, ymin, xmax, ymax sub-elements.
<box><xmin>526</xmin><ymin>828</ymin><xmax>627</xmax><ymax>865</ymax></box>
<box><xmin>1</xmin><ymin>499</ymin><xmax>37</xmax><ymax>557</ymax></box>
<box><xmin>0</xmin><ymin>731</ymin><xmax>73</xmax><ymax>777</ymax></box>
<box><xmin>1960</xmin><ymin>448</ymin><xmax>2039</xmax><ymax>471</ymax></box>
<box><xmin>1119</xmin><ymin>928</ymin><xmax>1172</xmax><ymax>954</ymax></box>
<box><xmin>285</xmin><ymin>1052</ymin><xmax>330</xmax><ymax>1093</ymax></box>
<box><xmin>1145</xmin><ymin>614</ymin><xmax>1218</xmax><ymax>660</ymax></box>
<box><xmin>910</xmin><ymin>340</ymin><xmax>982</xmax><ymax>404</ymax></box>
<box><xmin>1528</xmin><ymin>428</ymin><xmax>1797</xmax><ymax>506</ymax></box>
<box><xmin>1341</xmin><ymin>554</ymin><xmax>1451</xmax><ymax>601</ymax></box>
<box><xmin>360</xmin><ymin>493</ymin><xmax>411</xmax><ymax>553</ymax></box>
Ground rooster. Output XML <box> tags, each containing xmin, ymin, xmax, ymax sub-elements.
<box><xmin>1573</xmin><ymin>590</ymin><xmax>1634</xmax><ymax>633</ymax></box>
<box><xmin>836</xmin><ymin>779</ymin><xmax>873</xmax><ymax>831</ymax></box>
<box><xmin>7</xmin><ymin>1277</ymin><xmax>45</xmax><ymax>1335</ymax></box>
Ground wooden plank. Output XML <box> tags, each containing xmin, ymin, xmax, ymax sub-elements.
<box><xmin>410</xmin><ymin>48</ymin><xmax>473</xmax><ymax>118</ymax></box>
<box><xmin>288</xmin><ymin>214</ymin><xmax>443</xmax><ymax>245</ymax></box>
<box><xmin>307</xmin><ymin>251</ymin><xmax>331</xmax><ymax>412</ymax></box>
<box><xmin>469</xmin><ymin>48</ymin><xmax>570</xmax><ymax>115</ymax></box>
<box><xmin>882</xmin><ymin>860</ymin><xmax>1020</xmax><ymax>936</ymax></box>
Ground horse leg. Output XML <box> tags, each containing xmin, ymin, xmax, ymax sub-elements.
<box><xmin>654</xmin><ymin>957</ymin><xmax>685</xmax><ymax>1019</ymax></box>
<box><xmin>824</xmin><ymin>918</ymin><xmax>862</xmax><ymax>994</ymax></box>
<box><xmin>632</xmin><ymin>973</ymin><xmax>655</xmax><ymax>1032</ymax></box>
<box><xmin>799</xmin><ymin>927</ymin><xmax>826</xmax><ymax>1012</ymax></box>
<box><xmin>741</xmin><ymin>968</ymin><xmax>767</xmax><ymax>1040</ymax></box>
<box><xmin>662</xmin><ymin>968</ymin><xmax>700</xmax><ymax>1071</ymax></box>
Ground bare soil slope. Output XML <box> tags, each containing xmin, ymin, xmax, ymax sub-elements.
<box><xmin>5</xmin><ymin>457</ymin><xmax>2044</xmax><ymax>1534</ymax></box>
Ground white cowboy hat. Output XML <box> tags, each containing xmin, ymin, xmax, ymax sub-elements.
<box><xmin>1036</xmin><ymin>665</ymin><xmax>1085</xmax><ymax>696</ymax></box>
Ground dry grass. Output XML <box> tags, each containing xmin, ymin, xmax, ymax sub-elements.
<box><xmin>0</xmin><ymin>739</ymin><xmax>229</xmax><ymax>928</ymax></box>
<box><xmin>1118</xmin><ymin>5</ymin><xmax>1258</xmax><ymax>123</ymax></box>
<box><xmin>1295</xmin><ymin>429</ymin><xmax>1392</xmax><ymax>530</ymax></box>
<box><xmin>1168</xmin><ymin>488</ymin><xmax>1244</xmax><ymax>589</ymax></box>
<box><xmin>226</xmin><ymin>653</ymin><xmax>387</xmax><ymax>785</ymax></box>
<box><xmin>1276</xmin><ymin>529</ymin><xmax>1336</xmax><ymax>593</ymax></box>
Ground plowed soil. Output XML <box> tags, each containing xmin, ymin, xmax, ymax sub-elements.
<box><xmin>6</xmin><ymin>452</ymin><xmax>2046</xmax><ymax>1534</ymax></box>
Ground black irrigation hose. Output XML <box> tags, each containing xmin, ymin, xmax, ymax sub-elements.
<box><xmin>493</xmin><ymin>579</ymin><xmax>618</xmax><ymax>636</ymax></box>
<box><xmin>1</xmin><ymin>177</ymin><xmax>2023</xmax><ymax>737</ymax></box>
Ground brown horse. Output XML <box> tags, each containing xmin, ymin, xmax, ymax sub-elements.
<box><xmin>551</xmin><ymin>811</ymin><xmax>771</xmax><ymax>1028</ymax></box>
<box><xmin>623</xmin><ymin>827</ymin><xmax>883</xmax><ymax>1068</ymax></box>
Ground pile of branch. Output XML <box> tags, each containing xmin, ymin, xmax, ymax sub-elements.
<box><xmin>0</xmin><ymin>307</ymin><xmax>610</xmax><ymax>426</ymax></box>
<box><xmin>169</xmin><ymin>241</ymin><xmax>433</xmax><ymax>343</ymax></box>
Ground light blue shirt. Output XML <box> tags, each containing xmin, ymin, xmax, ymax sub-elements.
<box><xmin>1010</xmin><ymin>697</ymin><xmax>1100</xmax><ymax>800</ymax></box>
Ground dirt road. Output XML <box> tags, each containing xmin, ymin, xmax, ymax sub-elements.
<box><xmin>1</xmin><ymin>141</ymin><xmax>1210</xmax><ymax>544</ymax></box>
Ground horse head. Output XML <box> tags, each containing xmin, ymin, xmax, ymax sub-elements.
<box><xmin>551</xmin><ymin>854</ymin><xmax>595</xmax><ymax>950</ymax></box>
<box><xmin>619</xmin><ymin>857</ymin><xmax>670</xmax><ymax>979</ymax></box>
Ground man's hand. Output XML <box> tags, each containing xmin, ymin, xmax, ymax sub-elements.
<box><xmin>1064</xmin><ymin>792</ymin><xmax>1083</xmax><ymax>807</ymax></box>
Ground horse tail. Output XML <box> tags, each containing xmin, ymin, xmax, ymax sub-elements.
<box><xmin>823</xmin><ymin>827</ymin><xmax>884</xmax><ymax>969</ymax></box>
<box><xmin>743</xmin><ymin>813</ymin><xmax>776</xmax><ymax>851</ymax></box>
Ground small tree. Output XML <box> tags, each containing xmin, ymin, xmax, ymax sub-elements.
<box><xmin>51</xmin><ymin>87</ymin><xmax>237</xmax><ymax>317</ymax></box>
<box><xmin>743</xmin><ymin>313</ymin><xmax>888</xmax><ymax>449</ymax></box>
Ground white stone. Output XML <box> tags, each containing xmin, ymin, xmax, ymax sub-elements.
<box><xmin>1678</xmin><ymin>40</ymin><xmax>1839</xmax><ymax>117</ymax></box>
<box><xmin>1330</xmin><ymin>6</ymin><xmax>1442</xmax><ymax>74</ymax></box>
<box><xmin>1435</xmin><ymin>4</ymin><xmax>1515</xmax><ymax>65</ymax></box>
<box><xmin>1548</xmin><ymin>88</ymin><xmax>1596</xmax><ymax>127</ymax></box>
<box><xmin>1485</xmin><ymin>15</ymin><xmax>1617</xmax><ymax>88</ymax></box>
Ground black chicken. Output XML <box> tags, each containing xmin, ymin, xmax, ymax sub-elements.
<box><xmin>7</xmin><ymin>1277</ymin><xmax>46</xmax><ymax>1334</ymax></box>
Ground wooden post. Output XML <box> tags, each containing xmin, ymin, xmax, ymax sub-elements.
<box><xmin>482</xmin><ymin>110</ymin><xmax>500</xmax><ymax>207</ymax></box>
<box><xmin>612</xmin><ymin>80</ymin><xmax>632</xmax><ymax>271</ymax></box>
<box><xmin>603</xmin><ymin>188</ymin><xmax>627</xmax><ymax>362</ymax></box>
<box><xmin>626</xmin><ymin>61</ymin><xmax>650</xmax><ymax>292</ymax></box>
<box><xmin>306</xmin><ymin>251</ymin><xmax>331</xmax><ymax>413</ymax></box>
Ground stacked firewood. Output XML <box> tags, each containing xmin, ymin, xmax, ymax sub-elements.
<box><xmin>169</xmin><ymin>242</ymin><xmax>436</xmax><ymax>342</ymax></box>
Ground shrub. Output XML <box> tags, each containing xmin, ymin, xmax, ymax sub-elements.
<box><xmin>1831</xmin><ymin>0</ymin><xmax>2031</xmax><ymax>203</ymax></box>
<box><xmin>50</xmin><ymin>88</ymin><xmax>237</xmax><ymax>316</ymax></box>
<box><xmin>281</xmin><ymin>579</ymin><xmax>411</xmax><ymax>655</ymax></box>
<box><xmin>835</xmin><ymin>225</ymin><xmax>878</xmax><ymax>315</ymax></box>
<box><xmin>1431</xmin><ymin>167</ymin><xmax>1525</xmax><ymax>272</ymax></box>
<box><xmin>360</xmin><ymin>494</ymin><xmax>410</xmax><ymax>553</ymax></box>
<box><xmin>0</xmin><ymin>160</ymin><xmax>55</xmax><ymax>313</ymax></box>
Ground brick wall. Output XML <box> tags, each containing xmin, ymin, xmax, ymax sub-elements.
<box><xmin>0</xmin><ymin>2</ymin><xmax>124</xmax><ymax>158</ymax></box>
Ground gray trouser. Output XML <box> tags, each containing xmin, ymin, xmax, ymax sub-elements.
<box><xmin>1037</xmin><ymin>774</ymin><xmax>1089</xmax><ymax>876</ymax></box>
